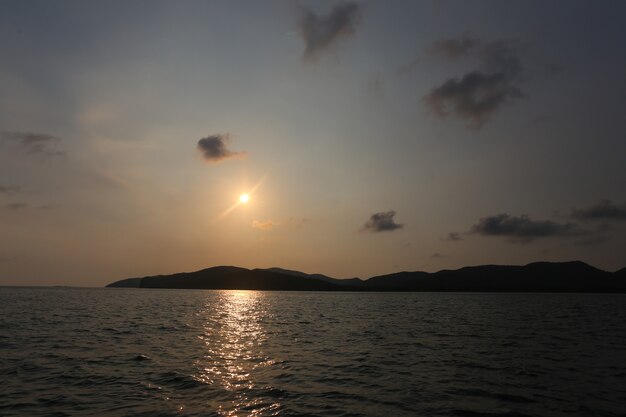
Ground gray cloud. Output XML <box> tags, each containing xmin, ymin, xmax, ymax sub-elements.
<box><xmin>471</xmin><ymin>213</ymin><xmax>578</xmax><ymax>242</ymax></box>
<box><xmin>396</xmin><ymin>57</ymin><xmax>420</xmax><ymax>76</ymax></box>
<box><xmin>445</xmin><ymin>232</ymin><xmax>463</xmax><ymax>241</ymax></box>
<box><xmin>481</xmin><ymin>40</ymin><xmax>523</xmax><ymax>75</ymax></box>
<box><xmin>429</xmin><ymin>37</ymin><xmax>478</xmax><ymax>59</ymax></box>
<box><xmin>362</xmin><ymin>211</ymin><xmax>403</xmax><ymax>232</ymax></box>
<box><xmin>0</xmin><ymin>185</ymin><xmax>21</xmax><ymax>195</ymax></box>
<box><xmin>197</xmin><ymin>134</ymin><xmax>245</xmax><ymax>163</ymax></box>
<box><xmin>571</xmin><ymin>200</ymin><xmax>626</xmax><ymax>222</ymax></box>
<box><xmin>299</xmin><ymin>2</ymin><xmax>360</xmax><ymax>62</ymax></box>
<box><xmin>1</xmin><ymin>131</ymin><xmax>65</xmax><ymax>156</ymax></box>
<box><xmin>425</xmin><ymin>71</ymin><xmax>522</xmax><ymax>128</ymax></box>
<box><xmin>424</xmin><ymin>39</ymin><xmax>523</xmax><ymax>128</ymax></box>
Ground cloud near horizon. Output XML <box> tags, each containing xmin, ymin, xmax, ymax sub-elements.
<box><xmin>0</xmin><ymin>185</ymin><xmax>21</xmax><ymax>195</ymax></box>
<box><xmin>0</xmin><ymin>255</ymin><xmax>17</xmax><ymax>263</ymax></box>
<box><xmin>4</xmin><ymin>202</ymin><xmax>28</xmax><ymax>211</ymax></box>
<box><xmin>574</xmin><ymin>236</ymin><xmax>609</xmax><ymax>247</ymax></box>
<box><xmin>298</xmin><ymin>2</ymin><xmax>360</xmax><ymax>62</ymax></box>
<box><xmin>197</xmin><ymin>134</ymin><xmax>245</xmax><ymax>163</ymax></box>
<box><xmin>252</xmin><ymin>220</ymin><xmax>274</xmax><ymax>231</ymax></box>
<box><xmin>471</xmin><ymin>213</ymin><xmax>579</xmax><ymax>242</ymax></box>
<box><xmin>362</xmin><ymin>211</ymin><xmax>403</xmax><ymax>232</ymax></box>
<box><xmin>424</xmin><ymin>39</ymin><xmax>524</xmax><ymax>128</ymax></box>
<box><xmin>1</xmin><ymin>131</ymin><xmax>65</xmax><ymax>156</ymax></box>
<box><xmin>571</xmin><ymin>200</ymin><xmax>626</xmax><ymax>222</ymax></box>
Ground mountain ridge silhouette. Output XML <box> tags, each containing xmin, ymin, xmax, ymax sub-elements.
<box><xmin>107</xmin><ymin>261</ymin><xmax>626</xmax><ymax>293</ymax></box>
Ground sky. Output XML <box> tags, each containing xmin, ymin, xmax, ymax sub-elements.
<box><xmin>1</xmin><ymin>0</ymin><xmax>625</xmax><ymax>286</ymax></box>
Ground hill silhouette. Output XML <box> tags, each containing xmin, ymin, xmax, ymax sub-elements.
<box><xmin>107</xmin><ymin>261</ymin><xmax>626</xmax><ymax>293</ymax></box>
<box><xmin>108</xmin><ymin>266</ymin><xmax>343</xmax><ymax>291</ymax></box>
<box><xmin>263</xmin><ymin>267</ymin><xmax>363</xmax><ymax>286</ymax></box>
<box><xmin>363</xmin><ymin>261</ymin><xmax>624</xmax><ymax>292</ymax></box>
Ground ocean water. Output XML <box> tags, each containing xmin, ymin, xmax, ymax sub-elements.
<box><xmin>1</xmin><ymin>288</ymin><xmax>625</xmax><ymax>417</ymax></box>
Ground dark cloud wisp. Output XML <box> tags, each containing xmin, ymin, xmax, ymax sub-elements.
<box><xmin>571</xmin><ymin>200</ymin><xmax>626</xmax><ymax>222</ymax></box>
<box><xmin>4</xmin><ymin>203</ymin><xmax>27</xmax><ymax>211</ymax></box>
<box><xmin>0</xmin><ymin>185</ymin><xmax>20</xmax><ymax>195</ymax></box>
<box><xmin>425</xmin><ymin>71</ymin><xmax>522</xmax><ymax>127</ymax></box>
<box><xmin>429</xmin><ymin>37</ymin><xmax>478</xmax><ymax>59</ymax></box>
<box><xmin>1</xmin><ymin>131</ymin><xmax>65</xmax><ymax>156</ymax></box>
<box><xmin>362</xmin><ymin>211</ymin><xmax>403</xmax><ymax>233</ymax></box>
<box><xmin>197</xmin><ymin>134</ymin><xmax>245</xmax><ymax>163</ymax></box>
<box><xmin>471</xmin><ymin>213</ymin><xmax>578</xmax><ymax>242</ymax></box>
<box><xmin>424</xmin><ymin>39</ymin><xmax>523</xmax><ymax>128</ymax></box>
<box><xmin>299</xmin><ymin>2</ymin><xmax>360</xmax><ymax>62</ymax></box>
<box><xmin>445</xmin><ymin>232</ymin><xmax>463</xmax><ymax>241</ymax></box>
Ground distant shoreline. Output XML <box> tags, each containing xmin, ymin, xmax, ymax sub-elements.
<box><xmin>106</xmin><ymin>261</ymin><xmax>626</xmax><ymax>293</ymax></box>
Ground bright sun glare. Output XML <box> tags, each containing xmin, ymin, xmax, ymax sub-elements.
<box><xmin>239</xmin><ymin>193</ymin><xmax>250</xmax><ymax>204</ymax></box>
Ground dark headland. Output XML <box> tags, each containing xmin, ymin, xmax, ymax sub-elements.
<box><xmin>107</xmin><ymin>261</ymin><xmax>626</xmax><ymax>293</ymax></box>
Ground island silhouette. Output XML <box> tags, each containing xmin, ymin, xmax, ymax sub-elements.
<box><xmin>107</xmin><ymin>261</ymin><xmax>626</xmax><ymax>293</ymax></box>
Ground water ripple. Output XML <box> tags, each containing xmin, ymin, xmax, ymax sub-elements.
<box><xmin>1</xmin><ymin>289</ymin><xmax>626</xmax><ymax>416</ymax></box>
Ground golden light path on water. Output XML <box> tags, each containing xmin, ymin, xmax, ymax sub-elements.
<box><xmin>194</xmin><ymin>291</ymin><xmax>280</xmax><ymax>416</ymax></box>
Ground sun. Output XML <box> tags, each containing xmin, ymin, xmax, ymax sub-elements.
<box><xmin>239</xmin><ymin>193</ymin><xmax>250</xmax><ymax>204</ymax></box>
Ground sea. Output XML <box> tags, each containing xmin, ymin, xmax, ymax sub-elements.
<box><xmin>1</xmin><ymin>287</ymin><xmax>625</xmax><ymax>417</ymax></box>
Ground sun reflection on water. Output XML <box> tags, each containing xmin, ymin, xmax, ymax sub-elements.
<box><xmin>195</xmin><ymin>291</ymin><xmax>281</xmax><ymax>416</ymax></box>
